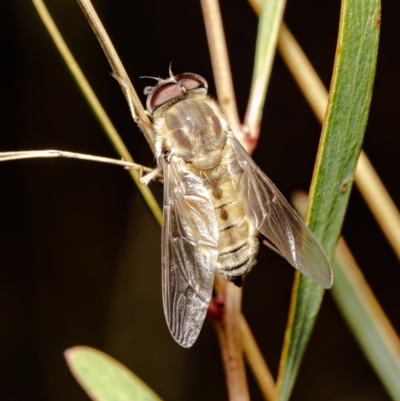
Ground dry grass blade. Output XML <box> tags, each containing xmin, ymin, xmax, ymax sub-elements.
<box><xmin>240</xmin><ymin>316</ymin><xmax>275</xmax><ymax>401</ymax></box>
<box><xmin>355</xmin><ymin>152</ymin><xmax>400</xmax><ymax>260</ymax></box>
<box><xmin>0</xmin><ymin>150</ymin><xmax>152</xmax><ymax>173</ymax></box>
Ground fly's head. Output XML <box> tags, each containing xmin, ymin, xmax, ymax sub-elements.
<box><xmin>144</xmin><ymin>72</ymin><xmax>208</xmax><ymax>114</ymax></box>
<box><xmin>144</xmin><ymin>72</ymin><xmax>228</xmax><ymax>170</ymax></box>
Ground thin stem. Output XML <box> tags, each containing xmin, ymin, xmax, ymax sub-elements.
<box><xmin>76</xmin><ymin>0</ymin><xmax>154</xmax><ymax>151</ymax></box>
<box><xmin>355</xmin><ymin>152</ymin><xmax>400</xmax><ymax>260</ymax></box>
<box><xmin>277</xmin><ymin>24</ymin><xmax>328</xmax><ymax>121</ymax></box>
<box><xmin>240</xmin><ymin>316</ymin><xmax>275</xmax><ymax>401</ymax></box>
<box><xmin>213</xmin><ymin>277</ymin><xmax>250</xmax><ymax>401</ymax></box>
<box><xmin>0</xmin><ymin>150</ymin><xmax>153</xmax><ymax>173</ymax></box>
<box><xmin>31</xmin><ymin>0</ymin><xmax>162</xmax><ymax>226</ymax></box>
<box><xmin>200</xmin><ymin>0</ymin><xmax>244</xmax><ymax>148</ymax></box>
<box><xmin>200</xmin><ymin>2</ymin><xmax>278</xmax><ymax>399</ymax></box>
<box><xmin>200</xmin><ymin>1</ymin><xmax>252</xmax><ymax>399</ymax></box>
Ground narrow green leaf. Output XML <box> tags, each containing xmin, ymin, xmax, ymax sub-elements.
<box><xmin>65</xmin><ymin>346</ymin><xmax>163</xmax><ymax>401</ymax></box>
<box><xmin>293</xmin><ymin>192</ymin><xmax>400</xmax><ymax>401</ymax></box>
<box><xmin>332</xmin><ymin>244</ymin><xmax>400</xmax><ymax>401</ymax></box>
<box><xmin>244</xmin><ymin>0</ymin><xmax>287</xmax><ymax>142</ymax></box>
<box><xmin>275</xmin><ymin>1</ymin><xmax>381</xmax><ymax>400</ymax></box>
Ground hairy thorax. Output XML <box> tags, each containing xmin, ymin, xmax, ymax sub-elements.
<box><xmin>153</xmin><ymin>93</ymin><xmax>259</xmax><ymax>284</ymax></box>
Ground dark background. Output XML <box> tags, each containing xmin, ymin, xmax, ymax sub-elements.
<box><xmin>1</xmin><ymin>0</ymin><xmax>399</xmax><ymax>400</ymax></box>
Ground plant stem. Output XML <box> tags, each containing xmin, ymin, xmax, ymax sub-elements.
<box><xmin>200</xmin><ymin>0</ymin><xmax>244</xmax><ymax>148</ymax></box>
<box><xmin>76</xmin><ymin>0</ymin><xmax>154</xmax><ymax>151</ymax></box>
<box><xmin>240</xmin><ymin>316</ymin><xmax>275</xmax><ymax>401</ymax></box>
<box><xmin>0</xmin><ymin>150</ymin><xmax>152</xmax><ymax>172</ymax></box>
<box><xmin>200</xmin><ymin>1</ymin><xmax>251</xmax><ymax>398</ymax></box>
<box><xmin>200</xmin><ymin>1</ymin><xmax>283</xmax><ymax>399</ymax></box>
<box><xmin>212</xmin><ymin>277</ymin><xmax>250</xmax><ymax>401</ymax></box>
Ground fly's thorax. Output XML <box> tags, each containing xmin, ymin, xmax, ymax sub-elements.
<box><xmin>153</xmin><ymin>92</ymin><xmax>228</xmax><ymax>170</ymax></box>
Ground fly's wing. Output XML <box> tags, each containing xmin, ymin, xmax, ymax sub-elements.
<box><xmin>162</xmin><ymin>157</ymin><xmax>219</xmax><ymax>347</ymax></box>
<box><xmin>228</xmin><ymin>134</ymin><xmax>333</xmax><ymax>289</ymax></box>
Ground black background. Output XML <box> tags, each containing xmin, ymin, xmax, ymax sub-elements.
<box><xmin>1</xmin><ymin>0</ymin><xmax>399</xmax><ymax>400</ymax></box>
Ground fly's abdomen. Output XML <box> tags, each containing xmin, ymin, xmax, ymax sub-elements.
<box><xmin>208</xmin><ymin>178</ymin><xmax>259</xmax><ymax>283</ymax></box>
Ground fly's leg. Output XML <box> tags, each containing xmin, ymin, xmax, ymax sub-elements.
<box><xmin>262</xmin><ymin>238</ymin><xmax>283</xmax><ymax>256</ymax></box>
<box><xmin>110</xmin><ymin>73</ymin><xmax>163</xmax><ymax>184</ymax></box>
<box><xmin>138</xmin><ymin>149</ymin><xmax>172</xmax><ymax>185</ymax></box>
<box><xmin>139</xmin><ymin>165</ymin><xmax>163</xmax><ymax>185</ymax></box>
<box><xmin>111</xmin><ymin>72</ymin><xmax>153</xmax><ymax>130</ymax></box>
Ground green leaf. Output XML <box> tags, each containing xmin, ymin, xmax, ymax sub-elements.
<box><xmin>245</xmin><ymin>0</ymin><xmax>287</xmax><ymax>139</ymax></box>
<box><xmin>332</xmin><ymin>242</ymin><xmax>400</xmax><ymax>401</ymax></box>
<box><xmin>275</xmin><ymin>1</ymin><xmax>381</xmax><ymax>400</ymax></box>
<box><xmin>65</xmin><ymin>346</ymin><xmax>163</xmax><ymax>401</ymax></box>
<box><xmin>293</xmin><ymin>191</ymin><xmax>400</xmax><ymax>401</ymax></box>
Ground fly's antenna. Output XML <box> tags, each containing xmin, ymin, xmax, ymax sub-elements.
<box><xmin>169</xmin><ymin>62</ymin><xmax>187</xmax><ymax>93</ymax></box>
<box><xmin>140</xmin><ymin>76</ymin><xmax>163</xmax><ymax>96</ymax></box>
<box><xmin>143</xmin><ymin>86</ymin><xmax>153</xmax><ymax>96</ymax></box>
<box><xmin>140</xmin><ymin>76</ymin><xmax>162</xmax><ymax>82</ymax></box>
<box><xmin>168</xmin><ymin>62</ymin><xmax>176</xmax><ymax>82</ymax></box>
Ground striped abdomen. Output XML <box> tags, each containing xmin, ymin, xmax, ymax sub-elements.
<box><xmin>208</xmin><ymin>177</ymin><xmax>259</xmax><ymax>285</ymax></box>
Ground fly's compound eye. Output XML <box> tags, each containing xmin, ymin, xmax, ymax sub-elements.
<box><xmin>147</xmin><ymin>82</ymin><xmax>183</xmax><ymax>113</ymax></box>
<box><xmin>145</xmin><ymin>72</ymin><xmax>208</xmax><ymax>114</ymax></box>
<box><xmin>175</xmin><ymin>73</ymin><xmax>208</xmax><ymax>91</ymax></box>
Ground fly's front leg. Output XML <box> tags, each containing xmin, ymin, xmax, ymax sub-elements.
<box><xmin>111</xmin><ymin>72</ymin><xmax>153</xmax><ymax>130</ymax></box>
<box><xmin>138</xmin><ymin>149</ymin><xmax>173</xmax><ymax>185</ymax></box>
<box><xmin>138</xmin><ymin>164</ymin><xmax>163</xmax><ymax>185</ymax></box>
<box><xmin>110</xmin><ymin>74</ymin><xmax>162</xmax><ymax>184</ymax></box>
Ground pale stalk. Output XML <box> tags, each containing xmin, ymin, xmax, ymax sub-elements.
<box><xmin>0</xmin><ymin>150</ymin><xmax>152</xmax><ymax>173</ymax></box>
<box><xmin>240</xmin><ymin>315</ymin><xmax>275</xmax><ymax>401</ymax></box>
<box><xmin>201</xmin><ymin>0</ymin><xmax>278</xmax><ymax>399</ymax></box>
<box><xmin>213</xmin><ymin>277</ymin><xmax>250</xmax><ymax>401</ymax></box>
<box><xmin>200</xmin><ymin>0</ymin><xmax>244</xmax><ymax>148</ymax></box>
<box><xmin>76</xmin><ymin>0</ymin><xmax>154</xmax><ymax>150</ymax></box>
<box><xmin>200</xmin><ymin>1</ymin><xmax>280</xmax><ymax>399</ymax></box>
<box><xmin>200</xmin><ymin>1</ymin><xmax>251</xmax><ymax>399</ymax></box>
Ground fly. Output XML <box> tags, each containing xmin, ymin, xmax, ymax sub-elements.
<box><xmin>141</xmin><ymin>70</ymin><xmax>333</xmax><ymax>347</ymax></box>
